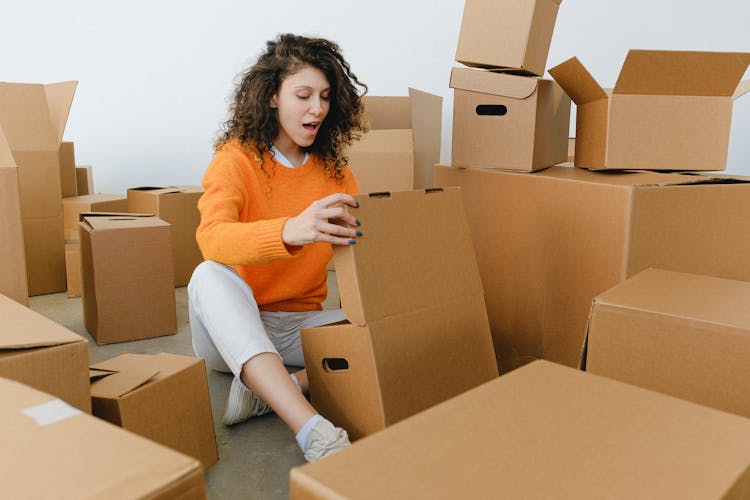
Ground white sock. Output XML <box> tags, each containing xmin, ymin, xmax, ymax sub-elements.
<box><xmin>290</xmin><ymin>373</ymin><xmax>302</xmax><ymax>392</ymax></box>
<box><xmin>296</xmin><ymin>414</ymin><xmax>324</xmax><ymax>450</ymax></box>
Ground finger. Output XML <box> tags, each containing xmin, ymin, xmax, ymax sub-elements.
<box><xmin>316</xmin><ymin>192</ymin><xmax>359</xmax><ymax>209</ymax></box>
<box><xmin>317</xmin><ymin>206</ymin><xmax>359</xmax><ymax>227</ymax></box>
<box><xmin>318</xmin><ymin>221</ymin><xmax>362</xmax><ymax>239</ymax></box>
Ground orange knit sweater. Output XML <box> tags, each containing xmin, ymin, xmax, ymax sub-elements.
<box><xmin>196</xmin><ymin>140</ymin><xmax>359</xmax><ymax>311</ymax></box>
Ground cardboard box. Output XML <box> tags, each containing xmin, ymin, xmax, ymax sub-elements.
<box><xmin>567</xmin><ymin>137</ymin><xmax>575</xmax><ymax>162</ymax></box>
<box><xmin>0</xmin><ymin>376</ymin><xmax>205</xmax><ymax>499</ymax></box>
<box><xmin>450</xmin><ymin>67</ymin><xmax>570</xmax><ymax>171</ymax></box>
<box><xmin>90</xmin><ymin>352</ymin><xmax>218</xmax><ymax>468</ymax></box>
<box><xmin>347</xmin><ymin>89</ymin><xmax>442</xmax><ymax>192</ymax></box>
<box><xmin>290</xmin><ymin>360</ymin><xmax>750</xmax><ymax>499</ymax></box>
<box><xmin>301</xmin><ymin>188</ymin><xmax>498</xmax><ymax>440</ymax></box>
<box><xmin>0</xmin><ymin>293</ymin><xmax>90</xmax><ymax>412</ymax></box>
<box><xmin>583</xmin><ymin>268</ymin><xmax>750</xmax><ymax>421</ymax></box>
<box><xmin>62</xmin><ymin>193</ymin><xmax>128</xmax><ymax>242</ymax></box>
<box><xmin>76</xmin><ymin>165</ymin><xmax>93</xmax><ymax>195</ymax></box>
<box><xmin>58</xmin><ymin>141</ymin><xmax>77</xmax><ymax>197</ymax></box>
<box><xmin>127</xmin><ymin>186</ymin><xmax>204</xmax><ymax>287</ymax></box>
<box><xmin>0</xmin><ymin>134</ymin><xmax>28</xmax><ymax>305</ymax></box>
<box><xmin>64</xmin><ymin>241</ymin><xmax>82</xmax><ymax>298</ymax></box>
<box><xmin>79</xmin><ymin>213</ymin><xmax>177</xmax><ymax>344</ymax></box>
<box><xmin>455</xmin><ymin>0</ymin><xmax>562</xmax><ymax>76</ymax></box>
<box><xmin>434</xmin><ymin>165</ymin><xmax>750</xmax><ymax>372</ymax></box>
<box><xmin>0</xmin><ymin>81</ymin><xmax>77</xmax><ymax>295</ymax></box>
<box><xmin>549</xmin><ymin>50</ymin><xmax>750</xmax><ymax>171</ymax></box>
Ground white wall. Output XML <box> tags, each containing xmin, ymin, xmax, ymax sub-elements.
<box><xmin>2</xmin><ymin>0</ymin><xmax>749</xmax><ymax>193</ymax></box>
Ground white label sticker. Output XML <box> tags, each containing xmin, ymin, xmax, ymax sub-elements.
<box><xmin>21</xmin><ymin>399</ymin><xmax>82</xmax><ymax>426</ymax></box>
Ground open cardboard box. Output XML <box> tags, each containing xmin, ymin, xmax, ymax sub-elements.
<box><xmin>291</xmin><ymin>360</ymin><xmax>750</xmax><ymax>499</ymax></box>
<box><xmin>435</xmin><ymin>164</ymin><xmax>750</xmax><ymax>372</ymax></box>
<box><xmin>450</xmin><ymin>67</ymin><xmax>570</xmax><ymax>171</ymax></box>
<box><xmin>0</xmin><ymin>133</ymin><xmax>28</xmax><ymax>305</ymax></box>
<box><xmin>301</xmin><ymin>188</ymin><xmax>498</xmax><ymax>439</ymax></box>
<box><xmin>549</xmin><ymin>50</ymin><xmax>750</xmax><ymax>171</ymax></box>
<box><xmin>582</xmin><ymin>268</ymin><xmax>750</xmax><ymax>421</ymax></box>
<box><xmin>0</xmin><ymin>376</ymin><xmax>205</xmax><ymax>498</ymax></box>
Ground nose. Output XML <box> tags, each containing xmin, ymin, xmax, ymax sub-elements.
<box><xmin>309</xmin><ymin>96</ymin><xmax>325</xmax><ymax>116</ymax></box>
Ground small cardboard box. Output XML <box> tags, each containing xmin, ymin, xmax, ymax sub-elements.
<box><xmin>127</xmin><ymin>186</ymin><xmax>204</xmax><ymax>287</ymax></box>
<box><xmin>450</xmin><ymin>67</ymin><xmax>570</xmax><ymax>171</ymax></box>
<box><xmin>455</xmin><ymin>0</ymin><xmax>562</xmax><ymax>76</ymax></box>
<box><xmin>0</xmin><ymin>138</ymin><xmax>28</xmax><ymax>305</ymax></box>
<box><xmin>0</xmin><ymin>293</ymin><xmax>90</xmax><ymax>412</ymax></box>
<box><xmin>0</xmin><ymin>377</ymin><xmax>205</xmax><ymax>499</ymax></box>
<box><xmin>583</xmin><ymin>268</ymin><xmax>750</xmax><ymax>421</ymax></box>
<box><xmin>434</xmin><ymin>165</ymin><xmax>750</xmax><ymax>372</ymax></box>
<box><xmin>549</xmin><ymin>50</ymin><xmax>750</xmax><ymax>171</ymax></box>
<box><xmin>79</xmin><ymin>213</ymin><xmax>177</xmax><ymax>344</ymax></box>
<box><xmin>347</xmin><ymin>89</ymin><xmax>442</xmax><ymax>192</ymax></box>
<box><xmin>290</xmin><ymin>360</ymin><xmax>750</xmax><ymax>499</ymax></box>
<box><xmin>301</xmin><ymin>188</ymin><xmax>498</xmax><ymax>440</ymax></box>
<box><xmin>62</xmin><ymin>193</ymin><xmax>128</xmax><ymax>242</ymax></box>
<box><xmin>0</xmin><ymin>81</ymin><xmax>77</xmax><ymax>295</ymax></box>
<box><xmin>58</xmin><ymin>141</ymin><xmax>77</xmax><ymax>197</ymax></box>
<box><xmin>75</xmin><ymin>165</ymin><xmax>93</xmax><ymax>195</ymax></box>
<box><xmin>90</xmin><ymin>352</ymin><xmax>218</xmax><ymax>469</ymax></box>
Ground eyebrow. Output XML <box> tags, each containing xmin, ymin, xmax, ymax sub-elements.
<box><xmin>293</xmin><ymin>85</ymin><xmax>330</xmax><ymax>92</ymax></box>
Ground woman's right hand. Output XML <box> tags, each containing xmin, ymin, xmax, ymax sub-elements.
<box><xmin>282</xmin><ymin>193</ymin><xmax>361</xmax><ymax>247</ymax></box>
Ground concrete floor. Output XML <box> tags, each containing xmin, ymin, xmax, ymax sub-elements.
<box><xmin>29</xmin><ymin>270</ymin><xmax>342</xmax><ymax>500</ymax></box>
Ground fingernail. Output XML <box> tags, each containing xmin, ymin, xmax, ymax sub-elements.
<box><xmin>349</xmin><ymin>239</ymin><xmax>356</xmax><ymax>245</ymax></box>
<box><xmin>355</xmin><ymin>219</ymin><xmax>361</xmax><ymax>226</ymax></box>
<box><xmin>355</xmin><ymin>201</ymin><xmax>360</xmax><ymax>208</ymax></box>
<box><xmin>356</xmin><ymin>231</ymin><xmax>363</xmax><ymax>237</ymax></box>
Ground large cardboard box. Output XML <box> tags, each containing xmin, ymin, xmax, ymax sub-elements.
<box><xmin>583</xmin><ymin>268</ymin><xmax>750</xmax><ymax>421</ymax></box>
<box><xmin>62</xmin><ymin>193</ymin><xmax>128</xmax><ymax>241</ymax></box>
<box><xmin>290</xmin><ymin>361</ymin><xmax>750</xmax><ymax>499</ymax></box>
<box><xmin>549</xmin><ymin>50</ymin><xmax>750</xmax><ymax>171</ymax></box>
<box><xmin>58</xmin><ymin>141</ymin><xmax>77</xmax><ymax>197</ymax></box>
<box><xmin>0</xmin><ymin>377</ymin><xmax>205</xmax><ymax>499</ymax></box>
<box><xmin>90</xmin><ymin>352</ymin><xmax>218</xmax><ymax>469</ymax></box>
<box><xmin>0</xmin><ymin>133</ymin><xmax>28</xmax><ymax>305</ymax></box>
<box><xmin>301</xmin><ymin>188</ymin><xmax>498</xmax><ymax>440</ymax></box>
<box><xmin>450</xmin><ymin>67</ymin><xmax>570</xmax><ymax>171</ymax></box>
<box><xmin>127</xmin><ymin>186</ymin><xmax>204</xmax><ymax>287</ymax></box>
<box><xmin>79</xmin><ymin>213</ymin><xmax>177</xmax><ymax>344</ymax></box>
<box><xmin>0</xmin><ymin>81</ymin><xmax>77</xmax><ymax>295</ymax></box>
<box><xmin>434</xmin><ymin>165</ymin><xmax>750</xmax><ymax>372</ymax></box>
<box><xmin>0</xmin><ymin>293</ymin><xmax>90</xmax><ymax>412</ymax></box>
<box><xmin>455</xmin><ymin>0</ymin><xmax>562</xmax><ymax>76</ymax></box>
<box><xmin>347</xmin><ymin>89</ymin><xmax>442</xmax><ymax>192</ymax></box>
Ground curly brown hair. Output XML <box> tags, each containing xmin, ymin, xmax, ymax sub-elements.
<box><xmin>216</xmin><ymin>33</ymin><xmax>368</xmax><ymax>178</ymax></box>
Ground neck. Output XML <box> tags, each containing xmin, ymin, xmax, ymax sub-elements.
<box><xmin>273</xmin><ymin>142</ymin><xmax>306</xmax><ymax>167</ymax></box>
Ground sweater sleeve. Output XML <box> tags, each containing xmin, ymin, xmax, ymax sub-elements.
<box><xmin>196</xmin><ymin>151</ymin><xmax>297</xmax><ymax>266</ymax></box>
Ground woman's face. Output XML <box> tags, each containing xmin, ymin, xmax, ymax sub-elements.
<box><xmin>271</xmin><ymin>64</ymin><xmax>331</xmax><ymax>152</ymax></box>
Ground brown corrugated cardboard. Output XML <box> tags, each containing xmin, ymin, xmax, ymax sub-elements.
<box><xmin>567</xmin><ymin>137</ymin><xmax>575</xmax><ymax>162</ymax></box>
<box><xmin>75</xmin><ymin>165</ymin><xmax>93</xmax><ymax>195</ymax></box>
<box><xmin>0</xmin><ymin>81</ymin><xmax>77</xmax><ymax>295</ymax></box>
<box><xmin>434</xmin><ymin>164</ymin><xmax>750</xmax><ymax>372</ymax></box>
<box><xmin>62</xmin><ymin>193</ymin><xmax>128</xmax><ymax>242</ymax></box>
<box><xmin>583</xmin><ymin>268</ymin><xmax>750</xmax><ymax>421</ymax></box>
<box><xmin>64</xmin><ymin>241</ymin><xmax>81</xmax><ymax>297</ymax></box>
<box><xmin>290</xmin><ymin>360</ymin><xmax>750</xmax><ymax>499</ymax></box>
<box><xmin>347</xmin><ymin>89</ymin><xmax>442</xmax><ymax>192</ymax></box>
<box><xmin>58</xmin><ymin>141</ymin><xmax>77</xmax><ymax>197</ymax></box>
<box><xmin>127</xmin><ymin>186</ymin><xmax>204</xmax><ymax>287</ymax></box>
<box><xmin>549</xmin><ymin>50</ymin><xmax>750</xmax><ymax>171</ymax></box>
<box><xmin>455</xmin><ymin>0</ymin><xmax>562</xmax><ymax>76</ymax></box>
<box><xmin>79</xmin><ymin>213</ymin><xmax>177</xmax><ymax>344</ymax></box>
<box><xmin>301</xmin><ymin>188</ymin><xmax>498</xmax><ymax>439</ymax></box>
<box><xmin>0</xmin><ymin>293</ymin><xmax>90</xmax><ymax>412</ymax></box>
<box><xmin>0</xmin><ymin>134</ymin><xmax>28</xmax><ymax>305</ymax></box>
<box><xmin>0</xmin><ymin>376</ymin><xmax>205</xmax><ymax>499</ymax></box>
<box><xmin>90</xmin><ymin>352</ymin><xmax>218</xmax><ymax>468</ymax></box>
<box><xmin>450</xmin><ymin>67</ymin><xmax>570</xmax><ymax>171</ymax></box>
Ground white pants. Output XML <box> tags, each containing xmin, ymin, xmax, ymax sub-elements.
<box><xmin>187</xmin><ymin>261</ymin><xmax>345</xmax><ymax>380</ymax></box>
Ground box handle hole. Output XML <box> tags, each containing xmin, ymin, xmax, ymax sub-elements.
<box><xmin>368</xmin><ymin>192</ymin><xmax>391</xmax><ymax>198</ymax></box>
<box><xmin>476</xmin><ymin>104</ymin><xmax>507</xmax><ymax>116</ymax></box>
<box><xmin>322</xmin><ymin>358</ymin><xmax>349</xmax><ymax>372</ymax></box>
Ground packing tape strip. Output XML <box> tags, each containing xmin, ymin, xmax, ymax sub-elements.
<box><xmin>21</xmin><ymin>399</ymin><xmax>82</xmax><ymax>426</ymax></box>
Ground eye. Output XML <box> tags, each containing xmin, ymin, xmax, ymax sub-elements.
<box><xmin>297</xmin><ymin>93</ymin><xmax>311</xmax><ymax>100</ymax></box>
<box><xmin>321</xmin><ymin>93</ymin><xmax>330</xmax><ymax>102</ymax></box>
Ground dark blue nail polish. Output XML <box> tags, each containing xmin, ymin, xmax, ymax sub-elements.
<box><xmin>349</xmin><ymin>239</ymin><xmax>356</xmax><ymax>245</ymax></box>
<box><xmin>356</xmin><ymin>231</ymin><xmax>363</xmax><ymax>237</ymax></box>
<box><xmin>355</xmin><ymin>219</ymin><xmax>361</xmax><ymax>226</ymax></box>
<box><xmin>355</xmin><ymin>201</ymin><xmax>360</xmax><ymax>208</ymax></box>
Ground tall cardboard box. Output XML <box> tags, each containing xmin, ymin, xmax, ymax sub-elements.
<box><xmin>583</xmin><ymin>268</ymin><xmax>750</xmax><ymax>421</ymax></box>
<box><xmin>76</xmin><ymin>165</ymin><xmax>94</xmax><ymax>195</ymax></box>
<box><xmin>79</xmin><ymin>213</ymin><xmax>177</xmax><ymax>344</ymax></box>
<box><xmin>455</xmin><ymin>0</ymin><xmax>562</xmax><ymax>76</ymax></box>
<box><xmin>0</xmin><ymin>377</ymin><xmax>205</xmax><ymax>499</ymax></box>
<box><xmin>0</xmin><ymin>131</ymin><xmax>28</xmax><ymax>305</ymax></box>
<box><xmin>434</xmin><ymin>165</ymin><xmax>750</xmax><ymax>372</ymax></box>
<box><xmin>90</xmin><ymin>353</ymin><xmax>218</xmax><ymax>468</ymax></box>
<box><xmin>0</xmin><ymin>81</ymin><xmax>77</xmax><ymax>295</ymax></box>
<box><xmin>450</xmin><ymin>67</ymin><xmax>570</xmax><ymax>171</ymax></box>
<box><xmin>58</xmin><ymin>141</ymin><xmax>77</xmax><ymax>197</ymax></box>
<box><xmin>549</xmin><ymin>50</ymin><xmax>750</xmax><ymax>171</ymax></box>
<box><xmin>301</xmin><ymin>188</ymin><xmax>498</xmax><ymax>440</ymax></box>
<box><xmin>127</xmin><ymin>186</ymin><xmax>204</xmax><ymax>287</ymax></box>
<box><xmin>290</xmin><ymin>361</ymin><xmax>750</xmax><ymax>500</ymax></box>
<box><xmin>0</xmin><ymin>293</ymin><xmax>90</xmax><ymax>412</ymax></box>
<box><xmin>347</xmin><ymin>89</ymin><xmax>442</xmax><ymax>192</ymax></box>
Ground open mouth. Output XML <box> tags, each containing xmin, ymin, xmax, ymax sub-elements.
<box><xmin>303</xmin><ymin>122</ymin><xmax>319</xmax><ymax>134</ymax></box>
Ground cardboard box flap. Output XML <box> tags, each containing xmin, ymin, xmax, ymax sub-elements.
<box><xmin>614</xmin><ymin>50</ymin><xmax>750</xmax><ymax>97</ymax></box>
<box><xmin>351</xmin><ymin>129</ymin><xmax>413</xmax><ymax>153</ymax></box>
<box><xmin>362</xmin><ymin>96</ymin><xmax>411</xmax><ymax>130</ymax></box>
<box><xmin>548</xmin><ymin>57</ymin><xmax>608</xmax><ymax>105</ymax></box>
<box><xmin>128</xmin><ymin>186</ymin><xmax>189</xmax><ymax>195</ymax></box>
<box><xmin>334</xmin><ymin>187</ymin><xmax>484</xmax><ymax>326</ymax></box>
<box><xmin>43</xmin><ymin>81</ymin><xmax>78</xmax><ymax>143</ymax></box>
<box><xmin>0</xmin><ymin>294</ymin><xmax>83</xmax><ymax>349</ymax></box>
<box><xmin>0</xmin><ymin>128</ymin><xmax>15</xmax><ymax>167</ymax></box>
<box><xmin>408</xmin><ymin>88</ymin><xmax>442</xmax><ymax>189</ymax></box>
<box><xmin>0</xmin><ymin>83</ymin><xmax>58</xmax><ymax>151</ymax></box>
<box><xmin>79</xmin><ymin>212</ymin><xmax>168</xmax><ymax>232</ymax></box>
<box><xmin>734</xmin><ymin>79</ymin><xmax>750</xmax><ymax>100</ymax></box>
<box><xmin>540</xmin><ymin>166</ymin><xmax>750</xmax><ymax>188</ymax></box>
<box><xmin>90</xmin><ymin>367</ymin><xmax>161</xmax><ymax>399</ymax></box>
<box><xmin>449</xmin><ymin>67</ymin><xmax>539</xmax><ymax>99</ymax></box>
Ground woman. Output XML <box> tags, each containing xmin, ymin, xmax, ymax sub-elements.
<box><xmin>188</xmin><ymin>33</ymin><xmax>367</xmax><ymax>462</ymax></box>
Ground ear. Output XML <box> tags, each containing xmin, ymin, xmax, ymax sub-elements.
<box><xmin>270</xmin><ymin>94</ymin><xmax>278</xmax><ymax>109</ymax></box>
